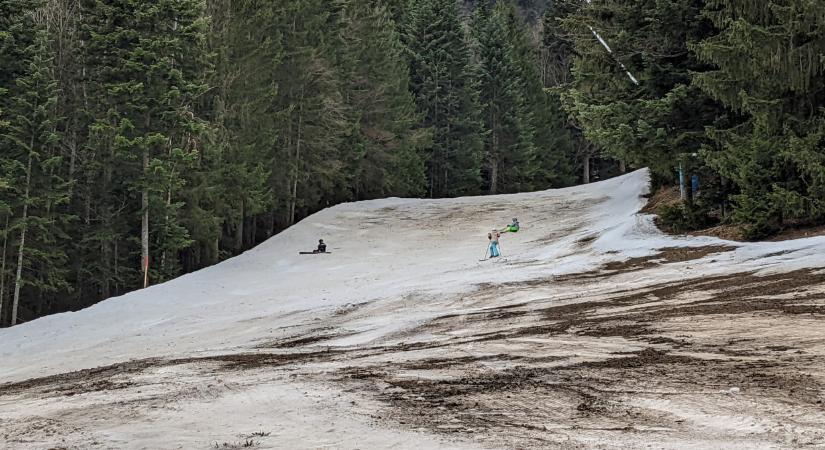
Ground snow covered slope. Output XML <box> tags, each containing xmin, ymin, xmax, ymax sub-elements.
<box><xmin>2</xmin><ymin>169</ymin><xmax>825</xmax><ymax>449</ymax></box>
<box><xmin>0</xmin><ymin>169</ymin><xmax>654</xmax><ymax>381</ymax></box>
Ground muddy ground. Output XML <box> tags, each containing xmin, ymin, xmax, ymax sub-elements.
<box><xmin>325</xmin><ymin>260</ymin><xmax>825</xmax><ymax>448</ymax></box>
<box><xmin>2</xmin><ymin>247</ymin><xmax>824</xmax><ymax>449</ymax></box>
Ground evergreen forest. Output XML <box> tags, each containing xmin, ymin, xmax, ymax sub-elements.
<box><xmin>2</xmin><ymin>0</ymin><xmax>824</xmax><ymax>325</ymax></box>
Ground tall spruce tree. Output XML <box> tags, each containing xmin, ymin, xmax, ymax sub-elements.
<box><xmin>540</xmin><ymin>0</ymin><xmax>596</xmax><ymax>184</ymax></box>
<box><xmin>189</xmin><ymin>0</ymin><xmax>272</xmax><ymax>262</ymax></box>
<box><xmin>273</xmin><ymin>0</ymin><xmax>348</xmax><ymax>226</ymax></box>
<box><xmin>0</xmin><ymin>0</ymin><xmax>42</xmax><ymax>325</ymax></box>
<box><xmin>80</xmin><ymin>0</ymin><xmax>209</xmax><ymax>288</ymax></box>
<box><xmin>561</xmin><ymin>0</ymin><xmax>723</xmax><ymax>179</ymax></box>
<box><xmin>694</xmin><ymin>0</ymin><xmax>825</xmax><ymax>237</ymax></box>
<box><xmin>473</xmin><ymin>2</ymin><xmax>535</xmax><ymax>194</ymax></box>
<box><xmin>499</xmin><ymin>1</ymin><xmax>574</xmax><ymax>189</ymax></box>
<box><xmin>338</xmin><ymin>0</ymin><xmax>428</xmax><ymax>199</ymax></box>
<box><xmin>540</xmin><ymin>0</ymin><xmax>580</xmax><ymax>87</ymax></box>
<box><xmin>404</xmin><ymin>0</ymin><xmax>484</xmax><ymax>197</ymax></box>
<box><xmin>2</xmin><ymin>30</ymin><xmax>70</xmax><ymax>325</ymax></box>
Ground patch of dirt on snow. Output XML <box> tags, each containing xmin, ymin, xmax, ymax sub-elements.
<box><xmin>255</xmin><ymin>329</ymin><xmax>359</xmax><ymax>349</ymax></box>
<box><xmin>334</xmin><ymin>348</ymin><xmax>718</xmax><ymax>447</ymax></box>
<box><xmin>545</xmin><ymin>245</ymin><xmax>736</xmax><ymax>283</ymax></box>
<box><xmin>529</xmin><ymin>225</ymin><xmax>587</xmax><ymax>246</ymax></box>
<box><xmin>600</xmin><ymin>245</ymin><xmax>736</xmax><ymax>272</ymax></box>
<box><xmin>0</xmin><ymin>350</ymin><xmax>343</xmax><ymax>398</ymax></box>
<box><xmin>4</xmin><ymin>260</ymin><xmax>825</xmax><ymax>449</ymax></box>
<box><xmin>0</xmin><ymin>359</ymin><xmax>152</xmax><ymax>398</ymax></box>
<box><xmin>325</xmin><ymin>267</ymin><xmax>825</xmax><ymax>449</ymax></box>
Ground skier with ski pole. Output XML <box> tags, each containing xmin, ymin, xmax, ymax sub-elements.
<box><xmin>487</xmin><ymin>230</ymin><xmax>501</xmax><ymax>259</ymax></box>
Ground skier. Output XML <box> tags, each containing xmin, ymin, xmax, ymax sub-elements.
<box><xmin>502</xmin><ymin>217</ymin><xmax>520</xmax><ymax>233</ymax></box>
<box><xmin>488</xmin><ymin>230</ymin><xmax>501</xmax><ymax>258</ymax></box>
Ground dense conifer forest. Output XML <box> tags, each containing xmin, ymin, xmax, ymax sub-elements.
<box><xmin>1</xmin><ymin>0</ymin><xmax>824</xmax><ymax>325</ymax></box>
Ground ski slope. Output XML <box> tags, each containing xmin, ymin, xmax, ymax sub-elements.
<box><xmin>2</xmin><ymin>170</ymin><xmax>825</xmax><ymax>449</ymax></box>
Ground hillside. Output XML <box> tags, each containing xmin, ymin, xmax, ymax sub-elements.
<box><xmin>1</xmin><ymin>170</ymin><xmax>824</xmax><ymax>449</ymax></box>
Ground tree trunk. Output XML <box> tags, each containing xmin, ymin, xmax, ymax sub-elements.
<box><xmin>489</xmin><ymin>108</ymin><xmax>497</xmax><ymax>195</ymax></box>
<box><xmin>101</xmin><ymin>238</ymin><xmax>110</xmax><ymax>298</ymax></box>
<box><xmin>142</xmin><ymin>150</ymin><xmax>149</xmax><ymax>288</ymax></box>
<box><xmin>0</xmin><ymin>215</ymin><xmax>9</xmax><ymax>326</ymax></box>
<box><xmin>444</xmin><ymin>74</ymin><xmax>451</xmax><ymax>194</ymax></box>
<box><xmin>12</xmin><ymin>142</ymin><xmax>35</xmax><ymax>326</ymax></box>
<box><xmin>720</xmin><ymin>177</ymin><xmax>729</xmax><ymax>218</ymax></box>
<box><xmin>289</xmin><ymin>88</ymin><xmax>304</xmax><ymax>226</ymax></box>
<box><xmin>161</xmin><ymin>186</ymin><xmax>172</xmax><ymax>276</ymax></box>
<box><xmin>267</xmin><ymin>211</ymin><xmax>275</xmax><ymax>237</ymax></box>
<box><xmin>582</xmin><ymin>155</ymin><xmax>590</xmax><ymax>184</ymax></box>
<box><xmin>250</xmin><ymin>215</ymin><xmax>257</xmax><ymax>248</ymax></box>
<box><xmin>244</xmin><ymin>217</ymin><xmax>251</xmax><ymax>248</ymax></box>
<box><xmin>84</xmin><ymin>186</ymin><xmax>91</xmax><ymax>224</ymax></box>
<box><xmin>619</xmin><ymin>160</ymin><xmax>626</xmax><ymax>173</ymax></box>
<box><xmin>36</xmin><ymin>290</ymin><xmax>44</xmax><ymax>317</ymax></box>
<box><xmin>113</xmin><ymin>239</ymin><xmax>119</xmax><ymax>296</ymax></box>
<box><xmin>430</xmin><ymin>62</ymin><xmax>440</xmax><ymax>198</ymax></box>
<box><xmin>235</xmin><ymin>200</ymin><xmax>244</xmax><ymax>252</ymax></box>
<box><xmin>102</xmin><ymin>149</ymin><xmax>113</xmax><ymax>298</ymax></box>
<box><xmin>67</xmin><ymin>129</ymin><xmax>78</xmax><ymax>198</ymax></box>
<box><xmin>490</xmin><ymin>157</ymin><xmax>499</xmax><ymax>195</ymax></box>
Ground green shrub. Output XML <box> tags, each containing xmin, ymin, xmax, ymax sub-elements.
<box><xmin>657</xmin><ymin>202</ymin><xmax>716</xmax><ymax>234</ymax></box>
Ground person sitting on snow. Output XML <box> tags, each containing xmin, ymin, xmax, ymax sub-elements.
<box><xmin>502</xmin><ymin>217</ymin><xmax>519</xmax><ymax>233</ymax></box>
<box><xmin>315</xmin><ymin>239</ymin><xmax>327</xmax><ymax>253</ymax></box>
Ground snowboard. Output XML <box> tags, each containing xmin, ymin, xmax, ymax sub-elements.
<box><xmin>299</xmin><ymin>251</ymin><xmax>332</xmax><ymax>255</ymax></box>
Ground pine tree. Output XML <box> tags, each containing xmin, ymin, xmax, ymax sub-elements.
<box><xmin>182</xmin><ymin>0</ymin><xmax>270</xmax><ymax>265</ymax></box>
<box><xmin>500</xmin><ymin>1</ymin><xmax>574</xmax><ymax>189</ymax></box>
<box><xmin>540</xmin><ymin>0</ymin><xmax>597</xmax><ymax>184</ymax></box>
<box><xmin>540</xmin><ymin>0</ymin><xmax>580</xmax><ymax>87</ymax></box>
<box><xmin>560</xmin><ymin>0</ymin><xmax>724</xmax><ymax>179</ymax></box>
<box><xmin>694</xmin><ymin>0</ymin><xmax>825</xmax><ymax>237</ymax></box>
<box><xmin>265</xmin><ymin>0</ymin><xmax>348</xmax><ymax>226</ymax></box>
<box><xmin>1</xmin><ymin>30</ymin><xmax>70</xmax><ymax>325</ymax></box>
<box><xmin>473</xmin><ymin>2</ymin><xmax>535</xmax><ymax>194</ymax></box>
<box><xmin>0</xmin><ymin>0</ymin><xmax>42</xmax><ymax>325</ymax></box>
<box><xmin>0</xmin><ymin>0</ymin><xmax>38</xmax><ymax>91</ymax></box>
<box><xmin>80</xmin><ymin>0</ymin><xmax>210</xmax><ymax>288</ymax></box>
<box><xmin>404</xmin><ymin>0</ymin><xmax>484</xmax><ymax>197</ymax></box>
<box><xmin>338</xmin><ymin>0</ymin><xmax>428</xmax><ymax>199</ymax></box>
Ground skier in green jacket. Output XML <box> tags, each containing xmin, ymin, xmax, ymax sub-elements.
<box><xmin>502</xmin><ymin>217</ymin><xmax>519</xmax><ymax>233</ymax></box>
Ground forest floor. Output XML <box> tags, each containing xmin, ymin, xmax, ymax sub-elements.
<box><xmin>1</xmin><ymin>170</ymin><xmax>824</xmax><ymax>449</ymax></box>
<box><xmin>645</xmin><ymin>185</ymin><xmax>825</xmax><ymax>242</ymax></box>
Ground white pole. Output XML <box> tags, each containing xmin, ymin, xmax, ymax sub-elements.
<box><xmin>584</xmin><ymin>0</ymin><xmax>639</xmax><ymax>85</ymax></box>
